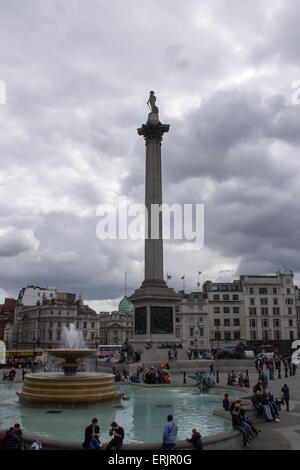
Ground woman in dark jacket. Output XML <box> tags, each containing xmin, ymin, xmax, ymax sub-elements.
<box><xmin>281</xmin><ymin>384</ymin><xmax>290</xmax><ymax>412</ymax></box>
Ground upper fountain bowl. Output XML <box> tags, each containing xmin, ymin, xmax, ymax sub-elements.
<box><xmin>46</xmin><ymin>349</ymin><xmax>97</xmax><ymax>377</ymax></box>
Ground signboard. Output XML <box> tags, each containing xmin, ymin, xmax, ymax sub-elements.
<box><xmin>0</xmin><ymin>340</ymin><xmax>6</xmax><ymax>364</ymax></box>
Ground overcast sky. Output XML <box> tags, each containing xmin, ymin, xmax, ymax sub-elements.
<box><xmin>1</xmin><ymin>0</ymin><xmax>300</xmax><ymax>311</ymax></box>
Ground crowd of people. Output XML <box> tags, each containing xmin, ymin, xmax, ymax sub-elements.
<box><xmin>227</xmin><ymin>370</ymin><xmax>250</xmax><ymax>388</ymax></box>
<box><xmin>222</xmin><ymin>376</ymin><xmax>292</xmax><ymax>447</ymax></box>
<box><xmin>112</xmin><ymin>364</ymin><xmax>171</xmax><ymax>384</ymax></box>
<box><xmin>255</xmin><ymin>355</ymin><xmax>296</xmax><ymax>380</ymax></box>
<box><xmin>1</xmin><ymin>368</ymin><xmax>16</xmax><ymax>382</ymax></box>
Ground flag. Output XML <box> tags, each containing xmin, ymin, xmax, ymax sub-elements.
<box><xmin>181</xmin><ymin>275</ymin><xmax>185</xmax><ymax>280</ymax></box>
<box><xmin>167</xmin><ymin>275</ymin><xmax>172</xmax><ymax>280</ymax></box>
<box><xmin>198</xmin><ymin>271</ymin><xmax>202</xmax><ymax>275</ymax></box>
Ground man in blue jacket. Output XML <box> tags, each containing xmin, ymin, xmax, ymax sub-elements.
<box><xmin>162</xmin><ymin>415</ymin><xmax>178</xmax><ymax>450</ymax></box>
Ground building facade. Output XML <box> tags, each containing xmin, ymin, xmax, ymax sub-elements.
<box><xmin>203</xmin><ymin>280</ymin><xmax>245</xmax><ymax>350</ymax></box>
<box><xmin>241</xmin><ymin>268</ymin><xmax>298</xmax><ymax>354</ymax></box>
<box><xmin>0</xmin><ymin>298</ymin><xmax>17</xmax><ymax>348</ymax></box>
<box><xmin>99</xmin><ymin>296</ymin><xmax>133</xmax><ymax>345</ymax></box>
<box><xmin>174</xmin><ymin>292</ymin><xmax>210</xmax><ymax>352</ymax></box>
<box><xmin>14</xmin><ymin>287</ymin><xmax>100</xmax><ymax>350</ymax></box>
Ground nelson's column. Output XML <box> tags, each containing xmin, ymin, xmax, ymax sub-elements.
<box><xmin>129</xmin><ymin>91</ymin><xmax>180</xmax><ymax>349</ymax></box>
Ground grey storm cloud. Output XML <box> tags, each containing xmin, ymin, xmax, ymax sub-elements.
<box><xmin>1</xmin><ymin>0</ymin><xmax>300</xmax><ymax>305</ymax></box>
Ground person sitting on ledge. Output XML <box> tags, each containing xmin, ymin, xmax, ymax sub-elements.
<box><xmin>231</xmin><ymin>405</ymin><xmax>251</xmax><ymax>448</ymax></box>
<box><xmin>223</xmin><ymin>393</ymin><xmax>231</xmax><ymax>411</ymax></box>
<box><xmin>106</xmin><ymin>422</ymin><xmax>124</xmax><ymax>451</ymax></box>
<box><xmin>82</xmin><ymin>418</ymin><xmax>100</xmax><ymax>450</ymax></box>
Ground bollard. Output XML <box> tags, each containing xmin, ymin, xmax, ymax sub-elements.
<box><xmin>216</xmin><ymin>371</ymin><xmax>219</xmax><ymax>383</ymax></box>
<box><xmin>183</xmin><ymin>371</ymin><xmax>186</xmax><ymax>384</ymax></box>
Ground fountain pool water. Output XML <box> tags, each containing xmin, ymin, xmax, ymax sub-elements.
<box><xmin>2</xmin><ymin>383</ymin><xmax>240</xmax><ymax>443</ymax></box>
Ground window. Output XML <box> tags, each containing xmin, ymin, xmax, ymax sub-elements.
<box><xmin>250</xmin><ymin>319</ymin><xmax>256</xmax><ymax>328</ymax></box>
<box><xmin>224</xmin><ymin>331</ymin><xmax>231</xmax><ymax>340</ymax></box>
<box><xmin>83</xmin><ymin>322</ymin><xmax>87</xmax><ymax>329</ymax></box>
<box><xmin>233</xmin><ymin>307</ymin><xmax>240</xmax><ymax>314</ymax></box>
<box><xmin>215</xmin><ymin>331</ymin><xmax>221</xmax><ymax>340</ymax></box>
<box><xmin>260</xmin><ymin>298</ymin><xmax>268</xmax><ymax>305</ymax></box>
<box><xmin>262</xmin><ymin>319</ymin><xmax>268</xmax><ymax>328</ymax></box>
<box><xmin>234</xmin><ymin>319</ymin><xmax>240</xmax><ymax>327</ymax></box>
<box><xmin>273</xmin><ymin>298</ymin><xmax>278</xmax><ymax>305</ymax></box>
<box><xmin>251</xmin><ymin>330</ymin><xmax>257</xmax><ymax>340</ymax></box>
<box><xmin>223</xmin><ymin>295</ymin><xmax>229</xmax><ymax>301</ymax></box>
<box><xmin>199</xmin><ymin>328</ymin><xmax>204</xmax><ymax>337</ymax></box>
<box><xmin>58</xmin><ymin>321</ymin><xmax>61</xmax><ymax>327</ymax></box>
<box><xmin>250</xmin><ymin>287</ymin><xmax>254</xmax><ymax>295</ymax></box>
<box><xmin>250</xmin><ymin>298</ymin><xmax>255</xmax><ymax>305</ymax></box>
<box><xmin>290</xmin><ymin>331</ymin><xmax>294</xmax><ymax>340</ymax></box>
<box><xmin>233</xmin><ymin>295</ymin><xmax>239</xmax><ymax>301</ymax></box>
<box><xmin>190</xmin><ymin>328</ymin><xmax>194</xmax><ymax>337</ymax></box>
<box><xmin>286</xmin><ymin>298</ymin><xmax>293</xmax><ymax>305</ymax></box>
<box><xmin>261</xmin><ymin>308</ymin><xmax>268</xmax><ymax>316</ymax></box>
<box><xmin>224</xmin><ymin>319</ymin><xmax>230</xmax><ymax>327</ymax></box>
<box><xmin>249</xmin><ymin>308</ymin><xmax>257</xmax><ymax>316</ymax></box>
<box><xmin>234</xmin><ymin>331</ymin><xmax>240</xmax><ymax>340</ymax></box>
<box><xmin>263</xmin><ymin>330</ymin><xmax>268</xmax><ymax>341</ymax></box>
<box><xmin>175</xmin><ymin>328</ymin><xmax>180</xmax><ymax>338</ymax></box>
<box><xmin>223</xmin><ymin>307</ymin><xmax>230</xmax><ymax>314</ymax></box>
<box><xmin>259</xmin><ymin>288</ymin><xmax>268</xmax><ymax>295</ymax></box>
<box><xmin>214</xmin><ymin>307</ymin><xmax>220</xmax><ymax>314</ymax></box>
<box><xmin>288</xmin><ymin>307</ymin><xmax>293</xmax><ymax>315</ymax></box>
<box><xmin>214</xmin><ymin>319</ymin><xmax>221</xmax><ymax>327</ymax></box>
<box><xmin>273</xmin><ymin>288</ymin><xmax>277</xmax><ymax>295</ymax></box>
<box><xmin>287</xmin><ymin>288</ymin><xmax>291</xmax><ymax>294</ymax></box>
<box><xmin>213</xmin><ymin>295</ymin><xmax>220</xmax><ymax>301</ymax></box>
<box><xmin>274</xmin><ymin>319</ymin><xmax>280</xmax><ymax>328</ymax></box>
<box><xmin>289</xmin><ymin>319</ymin><xmax>293</xmax><ymax>327</ymax></box>
<box><xmin>49</xmin><ymin>332</ymin><xmax>52</xmax><ymax>340</ymax></box>
<box><xmin>273</xmin><ymin>308</ymin><xmax>280</xmax><ymax>316</ymax></box>
<box><xmin>275</xmin><ymin>330</ymin><xmax>280</xmax><ymax>341</ymax></box>
<box><xmin>91</xmin><ymin>322</ymin><xmax>95</xmax><ymax>329</ymax></box>
<box><xmin>176</xmin><ymin>317</ymin><xmax>180</xmax><ymax>323</ymax></box>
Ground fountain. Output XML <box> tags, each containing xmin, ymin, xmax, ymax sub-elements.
<box><xmin>18</xmin><ymin>323</ymin><xmax>123</xmax><ymax>408</ymax></box>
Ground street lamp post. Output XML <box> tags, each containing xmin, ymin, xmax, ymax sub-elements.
<box><xmin>95</xmin><ymin>335</ymin><xmax>99</xmax><ymax>371</ymax></box>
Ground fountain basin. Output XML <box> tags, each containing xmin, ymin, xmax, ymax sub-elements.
<box><xmin>18</xmin><ymin>372</ymin><xmax>123</xmax><ymax>409</ymax></box>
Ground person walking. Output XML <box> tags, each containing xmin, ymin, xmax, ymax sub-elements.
<box><xmin>106</xmin><ymin>422</ymin><xmax>124</xmax><ymax>450</ymax></box>
<box><xmin>162</xmin><ymin>415</ymin><xmax>177</xmax><ymax>450</ymax></box>
<box><xmin>82</xmin><ymin>418</ymin><xmax>101</xmax><ymax>450</ymax></box>
<box><xmin>186</xmin><ymin>428</ymin><xmax>203</xmax><ymax>450</ymax></box>
<box><xmin>281</xmin><ymin>384</ymin><xmax>290</xmax><ymax>412</ymax></box>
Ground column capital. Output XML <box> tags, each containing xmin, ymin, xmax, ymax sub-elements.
<box><xmin>137</xmin><ymin>122</ymin><xmax>170</xmax><ymax>142</ymax></box>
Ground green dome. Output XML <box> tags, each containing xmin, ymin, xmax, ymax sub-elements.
<box><xmin>118</xmin><ymin>296</ymin><xmax>132</xmax><ymax>310</ymax></box>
